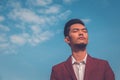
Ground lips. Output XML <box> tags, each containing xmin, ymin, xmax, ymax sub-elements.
<box><xmin>78</xmin><ymin>37</ymin><xmax>85</xmax><ymax>40</ymax></box>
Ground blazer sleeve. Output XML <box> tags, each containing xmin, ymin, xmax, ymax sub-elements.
<box><xmin>104</xmin><ymin>61</ymin><xmax>115</xmax><ymax>80</ymax></box>
<box><xmin>50</xmin><ymin>67</ymin><xmax>57</xmax><ymax>80</ymax></box>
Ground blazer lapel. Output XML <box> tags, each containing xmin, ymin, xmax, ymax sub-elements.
<box><xmin>84</xmin><ymin>55</ymin><xmax>95</xmax><ymax>80</ymax></box>
<box><xmin>64</xmin><ymin>55</ymin><xmax>95</xmax><ymax>80</ymax></box>
<box><xmin>64</xmin><ymin>56</ymin><xmax>77</xmax><ymax>80</ymax></box>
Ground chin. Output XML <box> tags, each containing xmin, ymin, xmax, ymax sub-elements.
<box><xmin>77</xmin><ymin>42</ymin><xmax>87</xmax><ymax>45</ymax></box>
<box><xmin>75</xmin><ymin>43</ymin><xmax>87</xmax><ymax>49</ymax></box>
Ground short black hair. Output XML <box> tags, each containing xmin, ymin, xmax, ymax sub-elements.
<box><xmin>64</xmin><ymin>19</ymin><xmax>85</xmax><ymax>37</ymax></box>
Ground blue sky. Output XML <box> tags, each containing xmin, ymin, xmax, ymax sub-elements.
<box><xmin>0</xmin><ymin>0</ymin><xmax>120</xmax><ymax>80</ymax></box>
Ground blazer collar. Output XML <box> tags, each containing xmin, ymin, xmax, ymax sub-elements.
<box><xmin>84</xmin><ymin>55</ymin><xmax>95</xmax><ymax>80</ymax></box>
<box><xmin>64</xmin><ymin>56</ymin><xmax>77</xmax><ymax>80</ymax></box>
<box><xmin>64</xmin><ymin>55</ymin><xmax>95</xmax><ymax>80</ymax></box>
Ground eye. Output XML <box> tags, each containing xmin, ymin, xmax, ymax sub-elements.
<box><xmin>82</xmin><ymin>28</ymin><xmax>88</xmax><ymax>33</ymax></box>
<box><xmin>71</xmin><ymin>29</ymin><xmax>79</xmax><ymax>32</ymax></box>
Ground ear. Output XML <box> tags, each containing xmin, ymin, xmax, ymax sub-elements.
<box><xmin>64</xmin><ymin>36</ymin><xmax>70</xmax><ymax>44</ymax></box>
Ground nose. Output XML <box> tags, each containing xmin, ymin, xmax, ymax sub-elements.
<box><xmin>78</xmin><ymin>30</ymin><xmax>83</xmax><ymax>36</ymax></box>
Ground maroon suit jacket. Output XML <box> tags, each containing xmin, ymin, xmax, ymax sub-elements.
<box><xmin>50</xmin><ymin>55</ymin><xmax>115</xmax><ymax>80</ymax></box>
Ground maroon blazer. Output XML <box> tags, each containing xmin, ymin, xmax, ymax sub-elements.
<box><xmin>50</xmin><ymin>55</ymin><xmax>115</xmax><ymax>80</ymax></box>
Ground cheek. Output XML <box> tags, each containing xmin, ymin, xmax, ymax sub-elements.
<box><xmin>86</xmin><ymin>35</ymin><xmax>89</xmax><ymax>42</ymax></box>
<box><xmin>68</xmin><ymin>35</ymin><xmax>76</xmax><ymax>42</ymax></box>
<box><xmin>69</xmin><ymin>35</ymin><xmax>77</xmax><ymax>40</ymax></box>
<box><xmin>84</xmin><ymin>34</ymin><xmax>89</xmax><ymax>42</ymax></box>
<box><xmin>69</xmin><ymin>33</ymin><xmax>78</xmax><ymax>37</ymax></box>
<box><xmin>85</xmin><ymin>33</ymin><xmax>88</xmax><ymax>38</ymax></box>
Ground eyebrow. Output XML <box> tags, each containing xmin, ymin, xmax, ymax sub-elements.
<box><xmin>72</xmin><ymin>28</ymin><xmax>87</xmax><ymax>30</ymax></box>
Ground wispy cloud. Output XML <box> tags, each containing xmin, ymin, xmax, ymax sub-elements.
<box><xmin>0</xmin><ymin>42</ymin><xmax>16</xmax><ymax>54</ymax></box>
<box><xmin>28</xmin><ymin>31</ymin><xmax>54</xmax><ymax>46</ymax></box>
<box><xmin>27</xmin><ymin>0</ymin><xmax>52</xmax><ymax>7</ymax></box>
<box><xmin>38</xmin><ymin>4</ymin><xmax>61</xmax><ymax>14</ymax></box>
<box><xmin>31</xmin><ymin>25</ymin><xmax>41</xmax><ymax>34</ymax></box>
<box><xmin>63</xmin><ymin>0</ymin><xmax>73</xmax><ymax>3</ymax></box>
<box><xmin>0</xmin><ymin>24</ymin><xmax>10</xmax><ymax>32</ymax></box>
<box><xmin>0</xmin><ymin>16</ymin><xmax>5</xmax><ymax>22</ymax></box>
<box><xmin>9</xmin><ymin>29</ymin><xmax>54</xmax><ymax>46</ymax></box>
<box><xmin>0</xmin><ymin>0</ymin><xmax>72</xmax><ymax>54</ymax></box>
<box><xmin>58</xmin><ymin>10</ymin><xmax>72</xmax><ymax>20</ymax></box>
<box><xmin>63</xmin><ymin>0</ymin><xmax>78</xmax><ymax>4</ymax></box>
<box><xmin>0</xmin><ymin>34</ymin><xmax>8</xmax><ymax>42</ymax></box>
<box><xmin>10</xmin><ymin>34</ymin><xmax>27</xmax><ymax>45</ymax></box>
<box><xmin>82</xmin><ymin>18</ymin><xmax>91</xmax><ymax>24</ymax></box>
<box><xmin>8</xmin><ymin>8</ymin><xmax>45</xmax><ymax>25</ymax></box>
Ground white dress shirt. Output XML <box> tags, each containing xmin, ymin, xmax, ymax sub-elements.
<box><xmin>72</xmin><ymin>54</ymin><xmax>87</xmax><ymax>80</ymax></box>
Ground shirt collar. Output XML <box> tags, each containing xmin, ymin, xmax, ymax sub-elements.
<box><xmin>72</xmin><ymin>54</ymin><xmax>87</xmax><ymax>64</ymax></box>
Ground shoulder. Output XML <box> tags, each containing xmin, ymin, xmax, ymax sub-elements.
<box><xmin>52</xmin><ymin>56</ymin><xmax>71</xmax><ymax>70</ymax></box>
<box><xmin>88</xmin><ymin>55</ymin><xmax>107</xmax><ymax>62</ymax></box>
<box><xmin>88</xmin><ymin>55</ymin><xmax>110</xmax><ymax>66</ymax></box>
<box><xmin>92</xmin><ymin>56</ymin><xmax>108</xmax><ymax>62</ymax></box>
<box><xmin>87</xmin><ymin>55</ymin><xmax>115</xmax><ymax>79</ymax></box>
<box><xmin>51</xmin><ymin>61</ymin><xmax>67</xmax><ymax>73</ymax></box>
<box><xmin>53</xmin><ymin>61</ymin><xmax>65</xmax><ymax>68</ymax></box>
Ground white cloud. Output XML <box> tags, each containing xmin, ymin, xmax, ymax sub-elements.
<box><xmin>9</xmin><ymin>8</ymin><xmax>45</xmax><ymax>25</ymax></box>
<box><xmin>58</xmin><ymin>10</ymin><xmax>72</xmax><ymax>20</ymax></box>
<box><xmin>82</xmin><ymin>18</ymin><xmax>91</xmax><ymax>23</ymax></box>
<box><xmin>9</xmin><ymin>30</ymin><xmax>54</xmax><ymax>46</ymax></box>
<box><xmin>0</xmin><ymin>34</ymin><xmax>16</xmax><ymax>54</ymax></box>
<box><xmin>0</xmin><ymin>24</ymin><xmax>10</xmax><ymax>32</ymax></box>
<box><xmin>0</xmin><ymin>44</ymin><xmax>10</xmax><ymax>54</ymax></box>
<box><xmin>0</xmin><ymin>0</ymin><xmax>72</xmax><ymax>54</ymax></box>
<box><xmin>27</xmin><ymin>0</ymin><xmax>52</xmax><ymax>7</ymax></box>
<box><xmin>63</xmin><ymin>0</ymin><xmax>72</xmax><ymax>3</ymax></box>
<box><xmin>0</xmin><ymin>34</ymin><xmax>7</xmax><ymax>42</ymax></box>
<box><xmin>6</xmin><ymin>1</ymin><xmax>21</xmax><ymax>9</ymax></box>
<box><xmin>10</xmin><ymin>35</ymin><xmax>27</xmax><ymax>45</ymax></box>
<box><xmin>28</xmin><ymin>31</ymin><xmax>54</xmax><ymax>46</ymax></box>
<box><xmin>0</xmin><ymin>43</ymin><xmax>10</xmax><ymax>49</ymax></box>
<box><xmin>8</xmin><ymin>5</ymin><xmax>58</xmax><ymax>47</ymax></box>
<box><xmin>31</xmin><ymin>25</ymin><xmax>41</xmax><ymax>34</ymax></box>
<box><xmin>0</xmin><ymin>16</ymin><xmax>5</xmax><ymax>22</ymax></box>
<box><xmin>0</xmin><ymin>43</ymin><xmax>16</xmax><ymax>54</ymax></box>
<box><xmin>63</xmin><ymin>0</ymin><xmax>78</xmax><ymax>4</ymax></box>
<box><xmin>39</xmin><ymin>5</ymin><xmax>61</xmax><ymax>14</ymax></box>
<box><xmin>36</xmin><ymin>0</ymin><xmax>52</xmax><ymax>6</ymax></box>
<box><xmin>39</xmin><ymin>31</ymin><xmax>53</xmax><ymax>41</ymax></box>
<box><xmin>43</xmin><ymin>16</ymin><xmax>58</xmax><ymax>25</ymax></box>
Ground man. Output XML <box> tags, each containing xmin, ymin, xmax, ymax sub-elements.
<box><xmin>50</xmin><ymin>19</ymin><xmax>115</xmax><ymax>80</ymax></box>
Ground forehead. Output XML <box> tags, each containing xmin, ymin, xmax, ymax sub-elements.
<box><xmin>70</xmin><ymin>23</ymin><xmax>85</xmax><ymax>30</ymax></box>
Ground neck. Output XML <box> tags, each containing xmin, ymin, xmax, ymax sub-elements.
<box><xmin>72</xmin><ymin>48</ymin><xmax>87</xmax><ymax>62</ymax></box>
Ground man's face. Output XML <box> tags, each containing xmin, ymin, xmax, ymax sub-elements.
<box><xmin>65</xmin><ymin>23</ymin><xmax>88</xmax><ymax>46</ymax></box>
